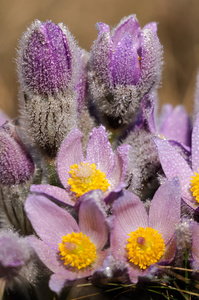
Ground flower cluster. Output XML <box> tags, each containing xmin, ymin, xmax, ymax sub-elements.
<box><xmin>1</xmin><ymin>15</ymin><xmax>199</xmax><ymax>299</ymax></box>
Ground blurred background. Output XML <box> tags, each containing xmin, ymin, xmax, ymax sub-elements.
<box><xmin>0</xmin><ymin>0</ymin><xmax>199</xmax><ymax>119</ymax></box>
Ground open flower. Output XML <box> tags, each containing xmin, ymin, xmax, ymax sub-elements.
<box><xmin>25</xmin><ymin>190</ymin><xmax>109</xmax><ymax>294</ymax></box>
<box><xmin>154</xmin><ymin>113</ymin><xmax>199</xmax><ymax>210</ymax></box>
<box><xmin>31</xmin><ymin>126</ymin><xmax>129</xmax><ymax>205</ymax></box>
<box><xmin>110</xmin><ymin>178</ymin><xmax>181</xmax><ymax>283</ymax></box>
<box><xmin>88</xmin><ymin>15</ymin><xmax>163</xmax><ymax>131</ymax></box>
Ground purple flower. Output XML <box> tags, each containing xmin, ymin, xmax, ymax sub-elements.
<box><xmin>110</xmin><ymin>178</ymin><xmax>181</xmax><ymax>283</ymax></box>
<box><xmin>18</xmin><ymin>20</ymin><xmax>72</xmax><ymax>95</ymax></box>
<box><xmin>0</xmin><ymin>120</ymin><xmax>34</xmax><ymax>185</ymax></box>
<box><xmin>154</xmin><ymin>114</ymin><xmax>199</xmax><ymax>210</ymax></box>
<box><xmin>17</xmin><ymin>20</ymin><xmax>87</xmax><ymax>157</ymax></box>
<box><xmin>88</xmin><ymin>15</ymin><xmax>163</xmax><ymax>131</ymax></box>
<box><xmin>25</xmin><ymin>191</ymin><xmax>109</xmax><ymax>293</ymax></box>
<box><xmin>31</xmin><ymin>126</ymin><xmax>130</xmax><ymax>205</ymax></box>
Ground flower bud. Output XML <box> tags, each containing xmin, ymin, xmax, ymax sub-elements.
<box><xmin>88</xmin><ymin>15</ymin><xmax>163</xmax><ymax>132</ymax></box>
<box><xmin>17</xmin><ymin>20</ymin><xmax>86</xmax><ymax>157</ymax></box>
<box><xmin>0</xmin><ymin>120</ymin><xmax>35</xmax><ymax>234</ymax></box>
<box><xmin>0</xmin><ymin>229</ymin><xmax>36</xmax><ymax>289</ymax></box>
<box><xmin>0</xmin><ymin>120</ymin><xmax>34</xmax><ymax>185</ymax></box>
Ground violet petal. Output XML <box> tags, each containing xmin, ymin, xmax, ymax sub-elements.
<box><xmin>30</xmin><ymin>184</ymin><xmax>74</xmax><ymax>206</ymax></box>
<box><xmin>85</xmin><ymin>126</ymin><xmax>114</xmax><ymax>176</ymax></box>
<box><xmin>149</xmin><ymin>178</ymin><xmax>181</xmax><ymax>245</ymax></box>
<box><xmin>191</xmin><ymin>114</ymin><xmax>199</xmax><ymax>172</ymax></box>
<box><xmin>78</xmin><ymin>190</ymin><xmax>108</xmax><ymax>250</ymax></box>
<box><xmin>112</xmin><ymin>34</ymin><xmax>140</xmax><ymax>85</ymax></box>
<box><xmin>112</xmin><ymin>190</ymin><xmax>148</xmax><ymax>236</ymax></box>
<box><xmin>109</xmin><ymin>144</ymin><xmax>130</xmax><ymax>192</ymax></box>
<box><xmin>25</xmin><ymin>195</ymin><xmax>79</xmax><ymax>249</ymax></box>
<box><xmin>154</xmin><ymin>138</ymin><xmax>196</xmax><ymax>208</ymax></box>
<box><xmin>112</xmin><ymin>15</ymin><xmax>140</xmax><ymax>49</ymax></box>
<box><xmin>57</xmin><ymin>128</ymin><xmax>84</xmax><ymax>188</ymax></box>
<box><xmin>28</xmin><ymin>236</ymin><xmax>64</xmax><ymax>273</ymax></box>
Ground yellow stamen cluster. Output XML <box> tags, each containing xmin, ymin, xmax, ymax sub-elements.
<box><xmin>190</xmin><ymin>172</ymin><xmax>199</xmax><ymax>203</ymax></box>
<box><xmin>126</xmin><ymin>227</ymin><xmax>165</xmax><ymax>269</ymax></box>
<box><xmin>59</xmin><ymin>232</ymin><xmax>97</xmax><ymax>270</ymax></box>
<box><xmin>68</xmin><ymin>162</ymin><xmax>110</xmax><ymax>198</ymax></box>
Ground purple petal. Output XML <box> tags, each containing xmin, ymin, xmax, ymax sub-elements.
<box><xmin>112</xmin><ymin>15</ymin><xmax>141</xmax><ymax>50</ymax></box>
<box><xmin>110</xmin><ymin>219</ymin><xmax>129</xmax><ymax>261</ymax></box>
<box><xmin>160</xmin><ymin>236</ymin><xmax>176</xmax><ymax>264</ymax></box>
<box><xmin>96</xmin><ymin>22</ymin><xmax>110</xmax><ymax>34</ymax></box>
<box><xmin>78</xmin><ymin>190</ymin><xmax>109</xmax><ymax>250</ymax></box>
<box><xmin>111</xmin><ymin>191</ymin><xmax>148</xmax><ymax>262</ymax></box>
<box><xmin>30</xmin><ymin>184</ymin><xmax>74</xmax><ymax>206</ymax></box>
<box><xmin>57</xmin><ymin>128</ymin><xmax>84</xmax><ymax>188</ymax></box>
<box><xmin>85</xmin><ymin>126</ymin><xmax>114</xmax><ymax>176</ymax></box>
<box><xmin>149</xmin><ymin>178</ymin><xmax>181</xmax><ymax>245</ymax></box>
<box><xmin>127</xmin><ymin>265</ymin><xmax>148</xmax><ymax>284</ymax></box>
<box><xmin>192</xmin><ymin>114</ymin><xmax>199</xmax><ymax>172</ymax></box>
<box><xmin>111</xmin><ymin>34</ymin><xmax>141</xmax><ymax>85</ymax></box>
<box><xmin>154</xmin><ymin>138</ymin><xmax>196</xmax><ymax>209</ymax></box>
<box><xmin>160</xmin><ymin>105</ymin><xmax>191</xmax><ymax>146</ymax></box>
<box><xmin>109</xmin><ymin>144</ymin><xmax>130</xmax><ymax>192</ymax></box>
<box><xmin>49</xmin><ymin>267</ymin><xmax>93</xmax><ymax>293</ymax></box>
<box><xmin>112</xmin><ymin>190</ymin><xmax>148</xmax><ymax>233</ymax></box>
<box><xmin>91</xmin><ymin>23</ymin><xmax>112</xmax><ymax>87</ymax></box>
<box><xmin>25</xmin><ymin>195</ymin><xmax>79</xmax><ymax>249</ymax></box>
<box><xmin>191</xmin><ymin>221</ymin><xmax>199</xmax><ymax>268</ymax></box>
<box><xmin>139</xmin><ymin>22</ymin><xmax>163</xmax><ymax>90</ymax></box>
<box><xmin>49</xmin><ymin>273</ymin><xmax>67</xmax><ymax>294</ymax></box>
<box><xmin>158</xmin><ymin>104</ymin><xmax>173</xmax><ymax>132</ymax></box>
<box><xmin>28</xmin><ymin>236</ymin><xmax>64</xmax><ymax>273</ymax></box>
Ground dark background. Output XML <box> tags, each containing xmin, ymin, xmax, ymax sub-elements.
<box><xmin>0</xmin><ymin>0</ymin><xmax>199</xmax><ymax>118</ymax></box>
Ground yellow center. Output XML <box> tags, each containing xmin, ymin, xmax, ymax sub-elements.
<box><xmin>126</xmin><ymin>227</ymin><xmax>165</xmax><ymax>269</ymax></box>
<box><xmin>67</xmin><ymin>162</ymin><xmax>110</xmax><ymax>198</ymax></box>
<box><xmin>190</xmin><ymin>172</ymin><xmax>199</xmax><ymax>203</ymax></box>
<box><xmin>59</xmin><ymin>232</ymin><xmax>97</xmax><ymax>270</ymax></box>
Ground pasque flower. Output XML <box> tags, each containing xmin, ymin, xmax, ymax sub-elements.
<box><xmin>110</xmin><ymin>178</ymin><xmax>181</xmax><ymax>283</ymax></box>
<box><xmin>154</xmin><ymin>113</ymin><xmax>199</xmax><ymax>210</ymax></box>
<box><xmin>25</xmin><ymin>190</ymin><xmax>109</xmax><ymax>293</ymax></box>
<box><xmin>17</xmin><ymin>20</ymin><xmax>87</xmax><ymax>157</ymax></box>
<box><xmin>31</xmin><ymin>126</ymin><xmax>129</xmax><ymax>206</ymax></box>
<box><xmin>88</xmin><ymin>15</ymin><xmax>163</xmax><ymax>131</ymax></box>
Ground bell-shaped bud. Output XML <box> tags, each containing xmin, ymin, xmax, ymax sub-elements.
<box><xmin>88</xmin><ymin>15</ymin><xmax>163</xmax><ymax>132</ymax></box>
<box><xmin>17</xmin><ymin>20</ymin><xmax>87</xmax><ymax>157</ymax></box>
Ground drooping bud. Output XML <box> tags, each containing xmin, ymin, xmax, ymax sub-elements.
<box><xmin>17</xmin><ymin>20</ymin><xmax>86</xmax><ymax>157</ymax></box>
<box><xmin>88</xmin><ymin>15</ymin><xmax>163</xmax><ymax>133</ymax></box>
